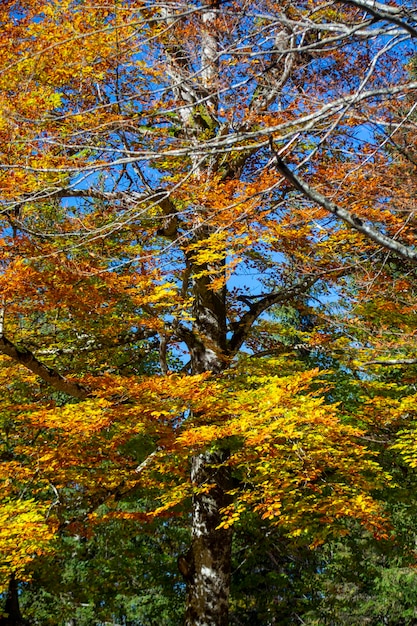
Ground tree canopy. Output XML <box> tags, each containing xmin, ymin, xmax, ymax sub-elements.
<box><xmin>1</xmin><ymin>0</ymin><xmax>417</xmax><ymax>624</ymax></box>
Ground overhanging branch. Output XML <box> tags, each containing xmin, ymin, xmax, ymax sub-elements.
<box><xmin>0</xmin><ymin>334</ymin><xmax>89</xmax><ymax>400</ymax></box>
<box><xmin>272</xmin><ymin>149</ymin><xmax>417</xmax><ymax>262</ymax></box>
<box><xmin>336</xmin><ymin>0</ymin><xmax>417</xmax><ymax>39</ymax></box>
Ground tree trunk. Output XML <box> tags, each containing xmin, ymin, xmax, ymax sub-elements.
<box><xmin>185</xmin><ymin>452</ymin><xmax>233</xmax><ymax>626</ymax></box>
<box><xmin>161</xmin><ymin>1</ymin><xmax>234</xmax><ymax>620</ymax></box>
<box><xmin>180</xmin><ymin>221</ymin><xmax>232</xmax><ymax>624</ymax></box>
<box><xmin>0</xmin><ymin>575</ymin><xmax>26</xmax><ymax>626</ymax></box>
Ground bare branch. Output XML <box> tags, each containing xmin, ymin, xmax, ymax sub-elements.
<box><xmin>361</xmin><ymin>358</ymin><xmax>417</xmax><ymax>366</ymax></box>
<box><xmin>135</xmin><ymin>448</ymin><xmax>161</xmax><ymax>474</ymax></box>
<box><xmin>336</xmin><ymin>0</ymin><xmax>417</xmax><ymax>38</ymax></box>
<box><xmin>228</xmin><ymin>276</ymin><xmax>319</xmax><ymax>356</ymax></box>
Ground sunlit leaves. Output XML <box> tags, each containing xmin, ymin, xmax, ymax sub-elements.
<box><xmin>0</xmin><ymin>2</ymin><xmax>415</xmax><ymax>619</ymax></box>
<box><xmin>0</xmin><ymin>499</ymin><xmax>56</xmax><ymax>590</ymax></box>
<box><xmin>145</xmin><ymin>363</ymin><xmax>388</xmax><ymax>537</ymax></box>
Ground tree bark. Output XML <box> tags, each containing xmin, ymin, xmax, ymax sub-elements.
<box><xmin>183</xmin><ymin>268</ymin><xmax>233</xmax><ymax>624</ymax></box>
<box><xmin>185</xmin><ymin>452</ymin><xmax>233</xmax><ymax>626</ymax></box>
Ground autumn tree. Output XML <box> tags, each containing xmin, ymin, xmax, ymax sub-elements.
<box><xmin>1</xmin><ymin>1</ymin><xmax>417</xmax><ymax>624</ymax></box>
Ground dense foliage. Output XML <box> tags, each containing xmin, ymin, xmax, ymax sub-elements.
<box><xmin>0</xmin><ymin>0</ymin><xmax>417</xmax><ymax>623</ymax></box>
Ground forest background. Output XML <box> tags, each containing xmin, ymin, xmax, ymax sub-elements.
<box><xmin>1</xmin><ymin>0</ymin><xmax>417</xmax><ymax>624</ymax></box>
